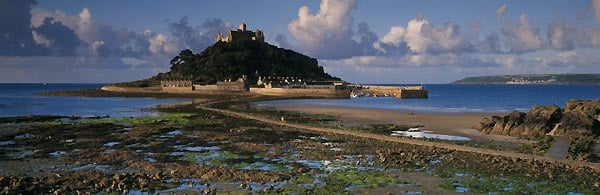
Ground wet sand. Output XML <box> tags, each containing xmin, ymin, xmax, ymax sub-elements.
<box><xmin>265</xmin><ymin>103</ymin><xmax>531</xmax><ymax>148</ymax></box>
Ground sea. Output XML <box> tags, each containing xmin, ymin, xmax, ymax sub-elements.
<box><xmin>256</xmin><ymin>84</ymin><xmax>600</xmax><ymax>113</ymax></box>
<box><xmin>2</xmin><ymin>84</ymin><xmax>600</xmax><ymax>118</ymax></box>
<box><xmin>0</xmin><ymin>84</ymin><xmax>185</xmax><ymax>118</ymax></box>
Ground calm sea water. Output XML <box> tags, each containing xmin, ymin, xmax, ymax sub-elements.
<box><xmin>0</xmin><ymin>84</ymin><xmax>185</xmax><ymax>117</ymax></box>
<box><xmin>257</xmin><ymin>84</ymin><xmax>600</xmax><ymax>113</ymax></box>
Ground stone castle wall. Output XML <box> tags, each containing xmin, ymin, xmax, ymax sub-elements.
<box><xmin>216</xmin><ymin>82</ymin><xmax>247</xmax><ymax>92</ymax></box>
<box><xmin>194</xmin><ymin>82</ymin><xmax>246</xmax><ymax>92</ymax></box>
<box><xmin>195</xmin><ymin>85</ymin><xmax>218</xmax><ymax>91</ymax></box>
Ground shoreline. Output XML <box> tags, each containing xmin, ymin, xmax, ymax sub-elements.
<box><xmin>256</xmin><ymin>102</ymin><xmax>532</xmax><ymax>148</ymax></box>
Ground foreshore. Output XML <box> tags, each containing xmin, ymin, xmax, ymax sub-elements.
<box><xmin>2</xmin><ymin>89</ymin><xmax>599</xmax><ymax>194</ymax></box>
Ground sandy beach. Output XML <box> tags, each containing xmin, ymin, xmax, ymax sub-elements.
<box><xmin>265</xmin><ymin>103</ymin><xmax>531</xmax><ymax>148</ymax></box>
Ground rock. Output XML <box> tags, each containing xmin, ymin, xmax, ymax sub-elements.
<box><xmin>521</xmin><ymin>105</ymin><xmax>562</xmax><ymax>137</ymax></box>
<box><xmin>478</xmin><ymin>99</ymin><xmax>600</xmax><ymax>138</ymax></box>
<box><xmin>554</xmin><ymin>99</ymin><xmax>600</xmax><ymax>136</ymax></box>
<box><xmin>480</xmin><ymin>111</ymin><xmax>526</xmax><ymax>137</ymax></box>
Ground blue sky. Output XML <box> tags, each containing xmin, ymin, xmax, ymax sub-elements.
<box><xmin>1</xmin><ymin>0</ymin><xmax>600</xmax><ymax>83</ymax></box>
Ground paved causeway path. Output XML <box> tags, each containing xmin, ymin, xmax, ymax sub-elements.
<box><xmin>546</xmin><ymin>136</ymin><xmax>570</xmax><ymax>159</ymax></box>
<box><xmin>199</xmin><ymin>106</ymin><xmax>600</xmax><ymax>171</ymax></box>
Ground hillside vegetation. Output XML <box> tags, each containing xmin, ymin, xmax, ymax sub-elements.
<box><xmin>453</xmin><ymin>74</ymin><xmax>600</xmax><ymax>85</ymax></box>
<box><xmin>112</xmin><ymin>40</ymin><xmax>339</xmax><ymax>87</ymax></box>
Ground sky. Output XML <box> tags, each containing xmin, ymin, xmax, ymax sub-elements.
<box><xmin>1</xmin><ymin>0</ymin><xmax>600</xmax><ymax>84</ymax></box>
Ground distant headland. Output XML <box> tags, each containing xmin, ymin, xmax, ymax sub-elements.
<box><xmin>453</xmin><ymin>74</ymin><xmax>600</xmax><ymax>85</ymax></box>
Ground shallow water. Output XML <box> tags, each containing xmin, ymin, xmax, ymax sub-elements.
<box><xmin>0</xmin><ymin>83</ymin><xmax>186</xmax><ymax>117</ymax></box>
<box><xmin>391</xmin><ymin>130</ymin><xmax>471</xmax><ymax>141</ymax></box>
<box><xmin>182</xmin><ymin>146</ymin><xmax>220</xmax><ymax>152</ymax></box>
<box><xmin>103</xmin><ymin>142</ymin><xmax>120</xmax><ymax>147</ymax></box>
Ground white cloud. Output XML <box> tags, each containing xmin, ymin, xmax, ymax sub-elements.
<box><xmin>287</xmin><ymin>0</ymin><xmax>372</xmax><ymax>59</ymax></box>
<box><xmin>502</xmin><ymin>14</ymin><xmax>545</xmax><ymax>53</ymax></box>
<box><xmin>516</xmin><ymin>14</ymin><xmax>545</xmax><ymax>50</ymax></box>
<box><xmin>323</xmin><ymin>53</ymin><xmax>460</xmax><ymax>68</ymax></box>
<box><xmin>375</xmin><ymin>17</ymin><xmax>472</xmax><ymax>54</ymax></box>
<box><xmin>31</xmin><ymin>7</ymin><xmax>181</xmax><ymax>57</ymax></box>
<box><xmin>429</xmin><ymin>22</ymin><xmax>472</xmax><ymax>52</ymax></box>
<box><xmin>380</xmin><ymin>26</ymin><xmax>406</xmax><ymax>46</ymax></box>
<box><xmin>31</xmin><ymin>8</ymin><xmax>79</xmax><ymax>28</ymax></box>
<box><xmin>148</xmin><ymin>33</ymin><xmax>178</xmax><ymax>55</ymax></box>
<box><xmin>121</xmin><ymin>57</ymin><xmax>148</xmax><ymax>67</ymax></box>
<box><xmin>319</xmin><ymin>48</ymin><xmax>600</xmax><ymax>83</ymax></box>
<box><xmin>91</xmin><ymin>40</ymin><xmax>105</xmax><ymax>55</ymax></box>
<box><xmin>76</xmin><ymin>8</ymin><xmax>94</xmax><ymax>44</ymax></box>
<box><xmin>31</xmin><ymin>31</ymin><xmax>52</xmax><ymax>47</ymax></box>
<box><xmin>288</xmin><ymin>0</ymin><xmax>356</xmax><ymax>48</ymax></box>
<box><xmin>585</xmin><ymin>27</ymin><xmax>600</xmax><ymax>47</ymax></box>
<box><xmin>496</xmin><ymin>4</ymin><xmax>508</xmax><ymax>20</ymax></box>
<box><xmin>403</xmin><ymin>18</ymin><xmax>430</xmax><ymax>53</ymax></box>
<box><xmin>592</xmin><ymin>0</ymin><xmax>600</xmax><ymax>22</ymax></box>
<box><xmin>547</xmin><ymin>23</ymin><xmax>575</xmax><ymax>50</ymax></box>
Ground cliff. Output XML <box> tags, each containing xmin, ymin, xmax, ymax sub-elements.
<box><xmin>479</xmin><ymin>99</ymin><xmax>600</xmax><ymax>138</ymax></box>
<box><xmin>112</xmin><ymin>39</ymin><xmax>340</xmax><ymax>87</ymax></box>
<box><xmin>453</xmin><ymin>74</ymin><xmax>600</xmax><ymax>85</ymax></box>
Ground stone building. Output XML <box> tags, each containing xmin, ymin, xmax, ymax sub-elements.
<box><xmin>215</xmin><ymin>22</ymin><xmax>264</xmax><ymax>43</ymax></box>
<box><xmin>160</xmin><ymin>78</ymin><xmax>193</xmax><ymax>88</ymax></box>
<box><xmin>257</xmin><ymin>76</ymin><xmax>303</xmax><ymax>88</ymax></box>
<box><xmin>256</xmin><ymin>76</ymin><xmax>347</xmax><ymax>90</ymax></box>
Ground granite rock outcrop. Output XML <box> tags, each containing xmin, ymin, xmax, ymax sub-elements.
<box><xmin>479</xmin><ymin>99</ymin><xmax>600</xmax><ymax>138</ymax></box>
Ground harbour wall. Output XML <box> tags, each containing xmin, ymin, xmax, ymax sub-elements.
<box><xmin>250</xmin><ymin>88</ymin><xmax>351</xmax><ymax>99</ymax></box>
<box><xmin>100</xmin><ymin>86</ymin><xmax>162</xmax><ymax>93</ymax></box>
<box><xmin>359</xmin><ymin>85</ymin><xmax>428</xmax><ymax>98</ymax></box>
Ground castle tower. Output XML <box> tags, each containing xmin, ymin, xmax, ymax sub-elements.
<box><xmin>215</xmin><ymin>31</ymin><xmax>224</xmax><ymax>42</ymax></box>
<box><xmin>239</xmin><ymin>22</ymin><xmax>246</xmax><ymax>31</ymax></box>
<box><xmin>215</xmin><ymin>22</ymin><xmax>263</xmax><ymax>43</ymax></box>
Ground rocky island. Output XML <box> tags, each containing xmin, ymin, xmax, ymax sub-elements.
<box><xmin>98</xmin><ymin>23</ymin><xmax>352</xmax><ymax>99</ymax></box>
<box><xmin>453</xmin><ymin>74</ymin><xmax>600</xmax><ymax>85</ymax></box>
<box><xmin>99</xmin><ymin>22</ymin><xmax>427</xmax><ymax>99</ymax></box>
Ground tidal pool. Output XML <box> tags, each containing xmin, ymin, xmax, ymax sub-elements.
<box><xmin>391</xmin><ymin>130</ymin><xmax>471</xmax><ymax>141</ymax></box>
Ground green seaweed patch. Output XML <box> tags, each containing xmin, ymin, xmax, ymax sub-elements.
<box><xmin>83</xmin><ymin>113</ymin><xmax>221</xmax><ymax>128</ymax></box>
<box><xmin>328</xmin><ymin>170</ymin><xmax>406</xmax><ymax>189</ymax></box>
<box><xmin>291</xmin><ymin>174</ymin><xmax>315</xmax><ymax>185</ymax></box>
<box><xmin>180</xmin><ymin>151</ymin><xmax>288</xmax><ymax>171</ymax></box>
<box><xmin>566</xmin><ymin>137</ymin><xmax>599</xmax><ymax>162</ymax></box>
<box><xmin>298</xmin><ymin>170</ymin><xmax>407</xmax><ymax>194</ymax></box>
<box><xmin>515</xmin><ymin>135</ymin><xmax>553</xmax><ymax>155</ymax></box>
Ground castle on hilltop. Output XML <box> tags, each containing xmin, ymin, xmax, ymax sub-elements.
<box><xmin>215</xmin><ymin>22</ymin><xmax>264</xmax><ymax>43</ymax></box>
